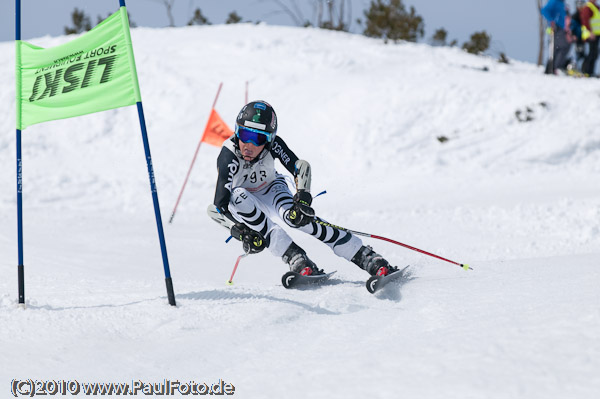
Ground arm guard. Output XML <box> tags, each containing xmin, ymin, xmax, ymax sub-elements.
<box><xmin>294</xmin><ymin>160</ymin><xmax>311</xmax><ymax>192</ymax></box>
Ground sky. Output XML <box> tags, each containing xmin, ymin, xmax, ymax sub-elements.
<box><xmin>1</xmin><ymin>0</ymin><xmax>551</xmax><ymax>64</ymax></box>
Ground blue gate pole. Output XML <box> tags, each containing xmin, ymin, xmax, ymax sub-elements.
<box><xmin>119</xmin><ymin>0</ymin><xmax>175</xmax><ymax>306</ymax></box>
<box><xmin>136</xmin><ymin>102</ymin><xmax>176</xmax><ymax>306</ymax></box>
<box><xmin>16</xmin><ymin>0</ymin><xmax>25</xmax><ymax>306</ymax></box>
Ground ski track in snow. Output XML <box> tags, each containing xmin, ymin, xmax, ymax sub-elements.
<box><xmin>1</xmin><ymin>23</ymin><xmax>599</xmax><ymax>398</ymax></box>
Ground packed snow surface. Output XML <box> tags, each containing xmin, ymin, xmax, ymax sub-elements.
<box><xmin>1</xmin><ymin>23</ymin><xmax>599</xmax><ymax>398</ymax></box>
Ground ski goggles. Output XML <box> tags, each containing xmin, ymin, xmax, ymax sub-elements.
<box><xmin>235</xmin><ymin>125</ymin><xmax>273</xmax><ymax>146</ymax></box>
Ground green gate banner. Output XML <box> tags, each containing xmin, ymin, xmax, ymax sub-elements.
<box><xmin>16</xmin><ymin>7</ymin><xmax>141</xmax><ymax>130</ymax></box>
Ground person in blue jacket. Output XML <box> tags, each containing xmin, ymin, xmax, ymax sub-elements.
<box><xmin>541</xmin><ymin>0</ymin><xmax>571</xmax><ymax>74</ymax></box>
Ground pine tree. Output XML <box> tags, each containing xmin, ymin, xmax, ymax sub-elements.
<box><xmin>64</xmin><ymin>8</ymin><xmax>92</xmax><ymax>35</ymax></box>
<box><xmin>462</xmin><ymin>31</ymin><xmax>491</xmax><ymax>55</ymax></box>
<box><xmin>188</xmin><ymin>8</ymin><xmax>211</xmax><ymax>25</ymax></box>
<box><xmin>431</xmin><ymin>28</ymin><xmax>447</xmax><ymax>46</ymax></box>
<box><xmin>363</xmin><ymin>0</ymin><xmax>424</xmax><ymax>43</ymax></box>
<box><xmin>226</xmin><ymin>11</ymin><xmax>242</xmax><ymax>24</ymax></box>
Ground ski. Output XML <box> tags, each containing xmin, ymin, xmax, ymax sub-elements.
<box><xmin>366</xmin><ymin>266</ymin><xmax>410</xmax><ymax>294</ymax></box>
<box><xmin>207</xmin><ymin>204</ymin><xmax>234</xmax><ymax>230</ymax></box>
<box><xmin>281</xmin><ymin>270</ymin><xmax>336</xmax><ymax>289</ymax></box>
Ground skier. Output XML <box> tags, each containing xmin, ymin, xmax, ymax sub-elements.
<box><xmin>208</xmin><ymin>100</ymin><xmax>398</xmax><ymax>279</ymax></box>
<box><xmin>541</xmin><ymin>0</ymin><xmax>571</xmax><ymax>74</ymax></box>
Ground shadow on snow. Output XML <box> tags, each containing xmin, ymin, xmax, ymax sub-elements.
<box><xmin>178</xmin><ymin>290</ymin><xmax>341</xmax><ymax>315</ymax></box>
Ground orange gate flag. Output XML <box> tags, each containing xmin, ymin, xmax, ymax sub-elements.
<box><xmin>202</xmin><ymin>108</ymin><xmax>233</xmax><ymax>146</ymax></box>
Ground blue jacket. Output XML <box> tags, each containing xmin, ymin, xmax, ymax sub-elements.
<box><xmin>541</xmin><ymin>0</ymin><xmax>567</xmax><ymax>29</ymax></box>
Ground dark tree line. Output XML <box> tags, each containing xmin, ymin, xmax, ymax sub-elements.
<box><xmin>65</xmin><ymin>1</ymin><xmax>493</xmax><ymax>57</ymax></box>
<box><xmin>64</xmin><ymin>8</ymin><xmax>136</xmax><ymax>34</ymax></box>
<box><xmin>360</xmin><ymin>0</ymin><xmax>491</xmax><ymax>55</ymax></box>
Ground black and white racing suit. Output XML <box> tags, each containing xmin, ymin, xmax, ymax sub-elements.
<box><xmin>213</xmin><ymin>135</ymin><xmax>362</xmax><ymax>260</ymax></box>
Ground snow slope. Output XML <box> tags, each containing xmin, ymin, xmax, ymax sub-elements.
<box><xmin>1</xmin><ymin>23</ymin><xmax>599</xmax><ymax>398</ymax></box>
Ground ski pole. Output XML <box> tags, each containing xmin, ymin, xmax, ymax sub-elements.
<box><xmin>312</xmin><ymin>219</ymin><xmax>471</xmax><ymax>271</ymax></box>
<box><xmin>226</xmin><ymin>253</ymin><xmax>248</xmax><ymax>285</ymax></box>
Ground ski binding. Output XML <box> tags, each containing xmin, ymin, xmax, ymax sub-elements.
<box><xmin>282</xmin><ymin>270</ymin><xmax>336</xmax><ymax>289</ymax></box>
<box><xmin>366</xmin><ymin>266</ymin><xmax>410</xmax><ymax>294</ymax></box>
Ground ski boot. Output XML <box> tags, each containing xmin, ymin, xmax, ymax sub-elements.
<box><xmin>351</xmin><ymin>245</ymin><xmax>398</xmax><ymax>276</ymax></box>
<box><xmin>282</xmin><ymin>242</ymin><xmax>324</xmax><ymax>276</ymax></box>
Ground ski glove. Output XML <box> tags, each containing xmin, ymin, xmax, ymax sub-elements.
<box><xmin>231</xmin><ymin>223</ymin><xmax>267</xmax><ymax>254</ymax></box>
<box><xmin>287</xmin><ymin>190</ymin><xmax>315</xmax><ymax>227</ymax></box>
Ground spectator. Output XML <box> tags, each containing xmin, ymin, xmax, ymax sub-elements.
<box><xmin>570</xmin><ymin>1</ymin><xmax>587</xmax><ymax>71</ymax></box>
<box><xmin>580</xmin><ymin>0</ymin><xmax>600</xmax><ymax>76</ymax></box>
<box><xmin>541</xmin><ymin>0</ymin><xmax>571</xmax><ymax>74</ymax></box>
